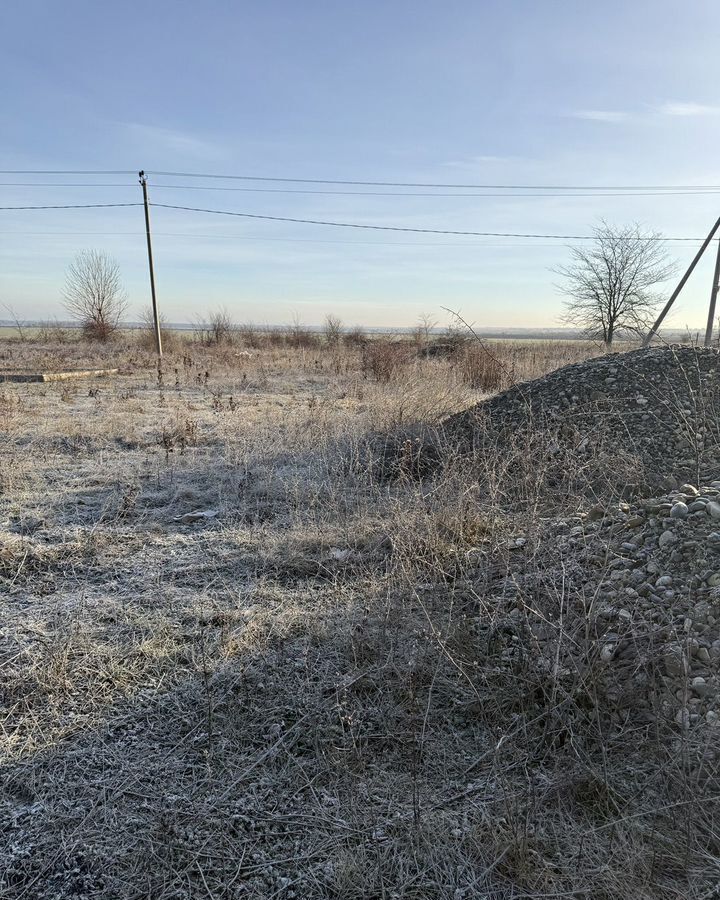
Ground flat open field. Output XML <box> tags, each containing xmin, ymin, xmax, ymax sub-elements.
<box><xmin>1</xmin><ymin>335</ymin><xmax>717</xmax><ymax>899</ymax></box>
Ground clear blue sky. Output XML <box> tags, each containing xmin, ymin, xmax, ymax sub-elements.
<box><xmin>2</xmin><ymin>0</ymin><xmax>720</xmax><ymax>329</ymax></box>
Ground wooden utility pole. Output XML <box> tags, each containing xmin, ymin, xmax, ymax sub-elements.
<box><xmin>644</xmin><ymin>216</ymin><xmax>720</xmax><ymax>346</ymax></box>
<box><xmin>139</xmin><ymin>170</ymin><xmax>163</xmax><ymax>358</ymax></box>
<box><xmin>705</xmin><ymin>238</ymin><xmax>720</xmax><ymax>347</ymax></box>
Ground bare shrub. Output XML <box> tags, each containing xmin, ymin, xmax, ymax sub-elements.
<box><xmin>267</xmin><ymin>327</ymin><xmax>286</xmax><ymax>348</ymax></box>
<box><xmin>62</xmin><ymin>250</ymin><xmax>128</xmax><ymax>341</ymax></box>
<box><xmin>343</xmin><ymin>325</ymin><xmax>367</xmax><ymax>348</ymax></box>
<box><xmin>208</xmin><ymin>307</ymin><xmax>234</xmax><ymax>344</ymax></box>
<box><xmin>1</xmin><ymin>304</ymin><xmax>27</xmax><ymax>342</ymax></box>
<box><xmin>192</xmin><ymin>307</ymin><xmax>236</xmax><ymax>345</ymax></box>
<box><xmin>361</xmin><ymin>340</ymin><xmax>413</xmax><ymax>381</ymax></box>
<box><xmin>36</xmin><ymin>320</ymin><xmax>71</xmax><ymax>343</ymax></box>
<box><xmin>136</xmin><ymin>309</ymin><xmax>180</xmax><ymax>353</ymax></box>
<box><xmin>286</xmin><ymin>314</ymin><xmax>319</xmax><ymax>349</ymax></box>
<box><xmin>455</xmin><ymin>342</ymin><xmax>506</xmax><ymax>390</ymax></box>
<box><xmin>237</xmin><ymin>322</ymin><xmax>266</xmax><ymax>349</ymax></box>
<box><xmin>411</xmin><ymin>313</ymin><xmax>437</xmax><ymax>355</ymax></box>
<box><xmin>323</xmin><ymin>314</ymin><xmax>343</xmax><ymax>347</ymax></box>
<box><xmin>494</xmin><ymin>338</ymin><xmax>606</xmax><ymax>381</ymax></box>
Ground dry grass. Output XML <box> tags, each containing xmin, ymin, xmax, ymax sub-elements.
<box><xmin>0</xmin><ymin>334</ymin><xmax>715</xmax><ymax>899</ymax></box>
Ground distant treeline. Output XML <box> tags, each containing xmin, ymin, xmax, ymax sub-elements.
<box><xmin>0</xmin><ymin>319</ymin><xmax>703</xmax><ymax>343</ymax></box>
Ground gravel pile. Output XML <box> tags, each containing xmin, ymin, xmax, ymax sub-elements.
<box><xmin>479</xmin><ymin>478</ymin><xmax>720</xmax><ymax>741</ymax></box>
<box><xmin>451</xmin><ymin>346</ymin><xmax>720</xmax><ymax>488</ymax></box>
<box><xmin>566</xmin><ymin>480</ymin><xmax>720</xmax><ymax>729</ymax></box>
<box><xmin>443</xmin><ymin>348</ymin><xmax>720</xmax><ymax>736</ymax></box>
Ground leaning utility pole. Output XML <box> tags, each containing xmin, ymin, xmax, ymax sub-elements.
<box><xmin>705</xmin><ymin>237</ymin><xmax>720</xmax><ymax>348</ymax></box>
<box><xmin>644</xmin><ymin>215</ymin><xmax>720</xmax><ymax>347</ymax></box>
<box><xmin>139</xmin><ymin>170</ymin><xmax>163</xmax><ymax>357</ymax></box>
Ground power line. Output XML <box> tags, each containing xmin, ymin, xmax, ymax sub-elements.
<box><xmin>146</xmin><ymin>187</ymin><xmax>720</xmax><ymax>198</ymax></box>
<box><xmin>3</xmin><ymin>167</ymin><xmax>720</xmax><ymax>192</ymax></box>
<box><xmin>0</xmin><ymin>229</ymin><xmax>568</xmax><ymax>247</ymax></box>
<box><xmin>0</xmin><ymin>202</ymin><xmax>142</xmax><ymax>210</ymax></box>
<box><xmin>148</xmin><ymin>169</ymin><xmax>720</xmax><ymax>191</ymax></box>
<box><xmin>150</xmin><ymin>202</ymin><xmax>712</xmax><ymax>242</ymax></box>
<box><xmin>0</xmin><ymin>183</ymin><xmax>137</xmax><ymax>187</ymax></box>
<box><xmin>0</xmin><ymin>169</ymin><xmax>136</xmax><ymax>175</ymax></box>
<box><xmin>0</xmin><ymin>195</ymin><xmax>713</xmax><ymax>243</ymax></box>
<box><xmin>5</xmin><ymin>181</ymin><xmax>720</xmax><ymax>198</ymax></box>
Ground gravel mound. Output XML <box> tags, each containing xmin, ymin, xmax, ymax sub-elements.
<box><xmin>555</xmin><ymin>481</ymin><xmax>720</xmax><ymax>730</ymax></box>
<box><xmin>450</xmin><ymin>346</ymin><xmax>720</xmax><ymax>489</ymax></box>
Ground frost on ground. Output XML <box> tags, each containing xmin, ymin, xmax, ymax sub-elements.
<box><xmin>0</xmin><ymin>338</ymin><xmax>719</xmax><ymax>899</ymax></box>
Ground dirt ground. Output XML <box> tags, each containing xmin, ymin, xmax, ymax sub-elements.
<box><xmin>1</xmin><ymin>337</ymin><xmax>714</xmax><ymax>899</ymax></box>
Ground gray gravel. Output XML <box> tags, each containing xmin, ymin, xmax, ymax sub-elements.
<box><xmin>450</xmin><ymin>346</ymin><xmax>720</xmax><ymax>489</ymax></box>
<box><xmin>445</xmin><ymin>347</ymin><xmax>720</xmax><ymax>738</ymax></box>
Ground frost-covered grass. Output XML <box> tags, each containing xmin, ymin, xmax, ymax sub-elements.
<box><xmin>1</xmin><ymin>335</ymin><xmax>713</xmax><ymax>899</ymax></box>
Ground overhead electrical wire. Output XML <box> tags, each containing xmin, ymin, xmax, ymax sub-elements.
<box><xmin>3</xmin><ymin>181</ymin><xmax>720</xmax><ymax>198</ymax></box>
<box><xmin>2</xmin><ymin>168</ymin><xmax>720</xmax><ymax>192</ymax></box>
<box><xmin>145</xmin><ymin>186</ymin><xmax>720</xmax><ymax>198</ymax></box>
<box><xmin>0</xmin><ymin>169</ymin><xmax>136</xmax><ymax>175</ymax></box>
<box><xmin>0</xmin><ymin>179</ymin><xmax>716</xmax><ymax>242</ymax></box>
<box><xmin>147</xmin><ymin>170</ymin><xmax>720</xmax><ymax>192</ymax></box>
<box><xmin>0</xmin><ymin>202</ymin><xmax>142</xmax><ymax>210</ymax></box>
<box><xmin>149</xmin><ymin>202</ymin><xmax>713</xmax><ymax>242</ymax></box>
<box><xmin>0</xmin><ymin>196</ymin><xmax>714</xmax><ymax>242</ymax></box>
<box><xmin>0</xmin><ymin>182</ymin><xmax>141</xmax><ymax>188</ymax></box>
<box><xmin>0</xmin><ymin>229</ymin><xmax>568</xmax><ymax>247</ymax></box>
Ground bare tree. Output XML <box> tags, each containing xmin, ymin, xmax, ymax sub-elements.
<box><xmin>412</xmin><ymin>313</ymin><xmax>438</xmax><ymax>356</ymax></box>
<box><xmin>207</xmin><ymin>307</ymin><xmax>234</xmax><ymax>344</ymax></box>
<box><xmin>286</xmin><ymin>312</ymin><xmax>318</xmax><ymax>349</ymax></box>
<box><xmin>1</xmin><ymin>303</ymin><xmax>26</xmax><ymax>342</ymax></box>
<box><xmin>63</xmin><ymin>250</ymin><xmax>128</xmax><ymax>341</ymax></box>
<box><xmin>555</xmin><ymin>221</ymin><xmax>676</xmax><ymax>347</ymax></box>
<box><xmin>323</xmin><ymin>314</ymin><xmax>343</xmax><ymax>346</ymax></box>
<box><xmin>192</xmin><ymin>307</ymin><xmax>235</xmax><ymax>344</ymax></box>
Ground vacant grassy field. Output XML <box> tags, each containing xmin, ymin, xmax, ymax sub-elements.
<box><xmin>1</xmin><ymin>333</ymin><xmax>713</xmax><ymax>899</ymax></box>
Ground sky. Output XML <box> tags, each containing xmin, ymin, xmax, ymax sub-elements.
<box><xmin>2</xmin><ymin>0</ymin><xmax>720</xmax><ymax>329</ymax></box>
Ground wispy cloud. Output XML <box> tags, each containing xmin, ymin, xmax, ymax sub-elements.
<box><xmin>572</xmin><ymin>109</ymin><xmax>629</xmax><ymax>123</ymax></box>
<box><xmin>656</xmin><ymin>102</ymin><xmax>720</xmax><ymax>117</ymax></box>
<box><xmin>441</xmin><ymin>153</ymin><xmax>530</xmax><ymax>168</ymax></box>
<box><xmin>119</xmin><ymin>122</ymin><xmax>224</xmax><ymax>159</ymax></box>
<box><xmin>571</xmin><ymin>102</ymin><xmax>720</xmax><ymax>124</ymax></box>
